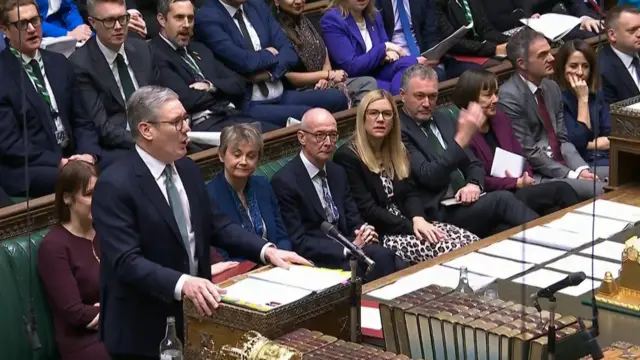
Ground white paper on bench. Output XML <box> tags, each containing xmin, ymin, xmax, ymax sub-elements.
<box><xmin>361</xmin><ymin>306</ymin><xmax>382</xmax><ymax>331</ymax></box>
<box><xmin>544</xmin><ymin>212</ymin><xmax>630</xmax><ymax>239</ymax></box>
<box><xmin>574</xmin><ymin>199</ymin><xmax>640</xmax><ymax>223</ymax></box>
<box><xmin>443</xmin><ymin>252</ymin><xmax>534</xmax><ymax>279</ymax></box>
<box><xmin>545</xmin><ymin>254</ymin><xmax>620</xmax><ymax>280</ymax></box>
<box><xmin>477</xmin><ymin>239</ymin><xmax>566</xmax><ymax>264</ymax></box>
<box><xmin>510</xmin><ymin>225</ymin><xmax>592</xmax><ymax>251</ymax></box>
<box><xmin>579</xmin><ymin>240</ymin><xmax>625</xmax><ymax>262</ymax></box>
<box><xmin>512</xmin><ymin>268</ymin><xmax>601</xmax><ymax>296</ymax></box>
<box><xmin>366</xmin><ymin>265</ymin><xmax>495</xmax><ymax>301</ymax></box>
<box><xmin>222</xmin><ymin>277</ymin><xmax>311</xmax><ymax>309</ymax></box>
<box><xmin>248</xmin><ymin>265</ymin><xmax>350</xmax><ymax>292</ymax></box>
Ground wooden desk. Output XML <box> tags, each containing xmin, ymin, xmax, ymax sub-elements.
<box><xmin>609</xmin><ymin>97</ymin><xmax>640</xmax><ymax>187</ymax></box>
<box><xmin>363</xmin><ymin>185</ymin><xmax>640</xmax><ymax>347</ymax></box>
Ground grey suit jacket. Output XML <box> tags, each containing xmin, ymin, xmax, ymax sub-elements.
<box><xmin>69</xmin><ymin>37</ymin><xmax>159</xmax><ymax>150</ymax></box>
<box><xmin>498</xmin><ymin>73</ymin><xmax>587</xmax><ymax>179</ymax></box>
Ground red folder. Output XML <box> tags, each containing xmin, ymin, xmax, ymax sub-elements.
<box><xmin>452</xmin><ymin>55</ymin><xmax>491</xmax><ymax>66</ymax></box>
<box><xmin>211</xmin><ymin>261</ymin><xmax>258</xmax><ymax>283</ymax></box>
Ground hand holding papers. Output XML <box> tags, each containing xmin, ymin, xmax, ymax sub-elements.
<box><xmin>490</xmin><ymin>147</ymin><xmax>525</xmax><ymax>178</ymax></box>
<box><xmin>520</xmin><ymin>13</ymin><xmax>582</xmax><ymax>42</ymax></box>
<box><xmin>421</xmin><ymin>23</ymin><xmax>473</xmax><ymax>61</ymax></box>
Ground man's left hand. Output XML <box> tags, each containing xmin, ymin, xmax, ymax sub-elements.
<box><xmin>264</xmin><ymin>248</ymin><xmax>313</xmax><ymax>270</ymax></box>
<box><xmin>189</xmin><ymin>82</ymin><xmax>212</xmax><ymax>91</ymax></box>
<box><xmin>578</xmin><ymin>169</ymin><xmax>598</xmax><ymax>180</ymax></box>
<box><xmin>455</xmin><ymin>183</ymin><xmax>481</xmax><ymax>205</ymax></box>
<box><xmin>69</xmin><ymin>154</ymin><xmax>96</xmax><ymax>164</ymax></box>
<box><xmin>580</xmin><ymin>17</ymin><xmax>603</xmax><ymax>33</ymax></box>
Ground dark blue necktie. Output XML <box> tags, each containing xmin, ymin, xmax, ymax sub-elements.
<box><xmin>396</xmin><ymin>0</ymin><xmax>420</xmax><ymax>57</ymax></box>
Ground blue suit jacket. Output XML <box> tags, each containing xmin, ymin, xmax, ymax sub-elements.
<box><xmin>562</xmin><ymin>89</ymin><xmax>611</xmax><ymax>166</ymax></box>
<box><xmin>207</xmin><ymin>173</ymin><xmax>292</xmax><ymax>261</ymax></box>
<box><xmin>598</xmin><ymin>44</ymin><xmax>640</xmax><ymax>105</ymax></box>
<box><xmin>37</xmin><ymin>0</ymin><xmax>84</xmax><ymax>37</ymax></box>
<box><xmin>92</xmin><ymin>152</ymin><xmax>269</xmax><ymax>357</ymax></box>
<box><xmin>194</xmin><ymin>0</ymin><xmax>298</xmax><ymax>84</ymax></box>
<box><xmin>271</xmin><ymin>155</ymin><xmax>364</xmax><ymax>268</ymax></box>
<box><xmin>0</xmin><ymin>48</ymin><xmax>100</xmax><ymax>195</ymax></box>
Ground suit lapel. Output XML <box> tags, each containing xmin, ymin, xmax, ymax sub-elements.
<box><xmin>325</xmin><ymin>163</ymin><xmax>344</xmax><ymax>220</ymax></box>
<box><xmin>88</xmin><ymin>38</ymin><xmax>126</xmax><ymax>108</ymax></box>
<box><xmin>401</xmin><ymin>111</ymin><xmax>432</xmax><ymax>160</ymax></box>
<box><xmin>125</xmin><ymin>41</ymin><xmax>149</xmax><ymax>87</ymax></box>
<box><xmin>42</xmin><ymin>51</ymin><xmax>70</xmax><ymax>143</ymax></box>
<box><xmin>293</xmin><ymin>156</ymin><xmax>327</xmax><ymax>219</ymax></box>
<box><xmin>243</xmin><ymin>3</ymin><xmax>268</xmax><ymax>50</ymax></box>
<box><xmin>607</xmin><ymin>46</ymin><xmax>640</xmax><ymax>97</ymax></box>
<box><xmin>512</xmin><ymin>74</ymin><xmax>545</xmax><ymax>128</ymax></box>
<box><xmin>450</xmin><ymin>0</ymin><xmax>469</xmax><ymax>29</ymax></box>
<box><xmin>346</xmin><ymin>15</ymin><xmax>367</xmax><ymax>52</ymax></box>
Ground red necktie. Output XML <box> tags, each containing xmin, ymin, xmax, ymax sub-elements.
<box><xmin>586</xmin><ymin>0</ymin><xmax>603</xmax><ymax>17</ymax></box>
<box><xmin>534</xmin><ymin>89</ymin><xmax>566</xmax><ymax>166</ymax></box>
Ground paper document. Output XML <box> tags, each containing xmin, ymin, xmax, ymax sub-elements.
<box><xmin>544</xmin><ymin>212</ymin><xmax>630</xmax><ymax>239</ymax></box>
<box><xmin>512</xmin><ymin>269</ymin><xmax>601</xmax><ymax>296</ymax></box>
<box><xmin>440</xmin><ymin>192</ymin><xmax>486</xmax><ymax>206</ymax></box>
<box><xmin>421</xmin><ymin>23</ymin><xmax>473</xmax><ymax>61</ymax></box>
<box><xmin>188</xmin><ymin>131</ymin><xmax>220</xmax><ymax>146</ymax></box>
<box><xmin>574</xmin><ymin>199</ymin><xmax>640</xmax><ymax>223</ymax></box>
<box><xmin>546</xmin><ymin>255</ymin><xmax>620</xmax><ymax>280</ymax></box>
<box><xmin>361</xmin><ymin>306</ymin><xmax>382</xmax><ymax>331</ymax></box>
<box><xmin>477</xmin><ymin>239</ymin><xmax>565</xmax><ymax>264</ymax></box>
<box><xmin>443</xmin><ymin>252</ymin><xmax>533</xmax><ymax>279</ymax></box>
<box><xmin>510</xmin><ymin>225</ymin><xmax>592</xmax><ymax>251</ymax></box>
<box><xmin>490</xmin><ymin>147</ymin><xmax>525</xmax><ymax>178</ymax></box>
<box><xmin>580</xmin><ymin>241</ymin><xmax>625</xmax><ymax>262</ymax></box>
<box><xmin>222</xmin><ymin>277</ymin><xmax>312</xmax><ymax>311</ymax></box>
<box><xmin>520</xmin><ymin>13</ymin><xmax>581</xmax><ymax>41</ymax></box>
<box><xmin>40</xmin><ymin>36</ymin><xmax>78</xmax><ymax>58</ymax></box>
<box><xmin>248</xmin><ymin>265</ymin><xmax>350</xmax><ymax>292</ymax></box>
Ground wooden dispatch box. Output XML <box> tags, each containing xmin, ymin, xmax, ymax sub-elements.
<box><xmin>182</xmin><ymin>266</ymin><xmax>361</xmax><ymax>359</ymax></box>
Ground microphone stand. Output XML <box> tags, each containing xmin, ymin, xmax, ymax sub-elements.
<box><xmin>348</xmin><ymin>254</ymin><xmax>359</xmax><ymax>343</ymax></box>
<box><xmin>547</xmin><ymin>295</ymin><xmax>557</xmax><ymax>360</ymax></box>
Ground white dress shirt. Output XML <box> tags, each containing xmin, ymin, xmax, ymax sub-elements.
<box><xmin>47</xmin><ymin>0</ymin><xmax>62</xmax><ymax>17</ymax></box>
<box><xmin>519</xmin><ymin>75</ymin><xmax>589</xmax><ymax>179</ymax></box>
<box><xmin>356</xmin><ymin>20</ymin><xmax>373</xmax><ymax>52</ymax></box>
<box><xmin>96</xmin><ymin>36</ymin><xmax>139</xmax><ymax>131</ymax></box>
<box><xmin>135</xmin><ymin>145</ymin><xmax>273</xmax><ymax>300</ymax></box>
<box><xmin>219</xmin><ymin>0</ymin><xmax>284</xmax><ymax>102</ymax></box>
<box><xmin>610</xmin><ymin>45</ymin><xmax>640</xmax><ymax>91</ymax></box>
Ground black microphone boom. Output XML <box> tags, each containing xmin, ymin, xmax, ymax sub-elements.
<box><xmin>531</xmin><ymin>272</ymin><xmax>587</xmax><ymax>300</ymax></box>
<box><xmin>320</xmin><ymin>221</ymin><xmax>375</xmax><ymax>271</ymax></box>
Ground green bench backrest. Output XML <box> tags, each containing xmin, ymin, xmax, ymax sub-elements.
<box><xmin>0</xmin><ymin>228</ymin><xmax>59</xmax><ymax>360</ymax></box>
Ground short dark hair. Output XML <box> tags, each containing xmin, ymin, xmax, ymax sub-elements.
<box><xmin>0</xmin><ymin>0</ymin><xmax>38</xmax><ymax>26</ymax></box>
<box><xmin>605</xmin><ymin>5</ymin><xmax>640</xmax><ymax>31</ymax></box>
<box><xmin>452</xmin><ymin>69</ymin><xmax>498</xmax><ymax>110</ymax></box>
<box><xmin>554</xmin><ymin>40</ymin><xmax>600</xmax><ymax>92</ymax></box>
<box><xmin>87</xmin><ymin>0</ymin><xmax>125</xmax><ymax>16</ymax></box>
<box><xmin>157</xmin><ymin>0</ymin><xmax>193</xmax><ymax>17</ymax></box>
<box><xmin>506</xmin><ymin>27</ymin><xmax>546</xmax><ymax>69</ymax></box>
<box><xmin>54</xmin><ymin>161</ymin><xmax>98</xmax><ymax>223</ymax></box>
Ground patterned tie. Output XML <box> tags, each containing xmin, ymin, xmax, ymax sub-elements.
<box><xmin>421</xmin><ymin>121</ymin><xmax>467</xmax><ymax>195</ymax></box>
<box><xmin>233</xmin><ymin>8</ymin><xmax>269</xmax><ymax>97</ymax></box>
<box><xmin>115</xmin><ymin>54</ymin><xmax>135</xmax><ymax>102</ymax></box>
<box><xmin>164</xmin><ymin>166</ymin><xmax>196</xmax><ymax>275</ymax></box>
<box><xmin>534</xmin><ymin>89</ymin><xmax>566</xmax><ymax>166</ymax></box>
<box><xmin>395</xmin><ymin>0</ymin><xmax>420</xmax><ymax>57</ymax></box>
<box><xmin>631</xmin><ymin>56</ymin><xmax>640</xmax><ymax>88</ymax></box>
<box><xmin>317</xmin><ymin>169</ymin><xmax>340</xmax><ymax>223</ymax></box>
<box><xmin>176</xmin><ymin>47</ymin><xmax>205</xmax><ymax>82</ymax></box>
<box><xmin>459</xmin><ymin>0</ymin><xmax>477</xmax><ymax>36</ymax></box>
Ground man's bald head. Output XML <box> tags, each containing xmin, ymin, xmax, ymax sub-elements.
<box><xmin>298</xmin><ymin>108</ymin><xmax>339</xmax><ymax>168</ymax></box>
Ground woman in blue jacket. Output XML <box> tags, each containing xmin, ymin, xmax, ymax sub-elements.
<box><xmin>555</xmin><ymin>39</ymin><xmax>610</xmax><ymax>168</ymax></box>
<box><xmin>207</xmin><ymin>124</ymin><xmax>292</xmax><ymax>261</ymax></box>
<box><xmin>37</xmin><ymin>0</ymin><xmax>91</xmax><ymax>40</ymax></box>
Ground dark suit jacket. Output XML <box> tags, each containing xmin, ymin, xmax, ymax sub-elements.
<box><xmin>194</xmin><ymin>0</ymin><xmax>298</xmax><ymax>83</ymax></box>
<box><xmin>377</xmin><ymin>0</ymin><xmax>439</xmax><ymax>52</ymax></box>
<box><xmin>400</xmin><ymin>109</ymin><xmax>485</xmax><ymax>219</ymax></box>
<box><xmin>333</xmin><ymin>144</ymin><xmax>425</xmax><ymax>236</ymax></box>
<box><xmin>469</xmin><ymin>109</ymin><xmax>535</xmax><ymax>192</ymax></box>
<box><xmin>92</xmin><ymin>151</ymin><xmax>267</xmax><ymax>356</ymax></box>
<box><xmin>435</xmin><ymin>0</ymin><xmax>509</xmax><ymax>56</ymax></box>
<box><xmin>271</xmin><ymin>155</ymin><xmax>364</xmax><ymax>268</ymax></box>
<box><xmin>151</xmin><ymin>37</ymin><xmax>248</xmax><ymax>115</ymax></box>
<box><xmin>521</xmin><ymin>0</ymin><xmax>590</xmax><ymax>17</ymax></box>
<box><xmin>481</xmin><ymin>0</ymin><xmax>526</xmax><ymax>32</ymax></box>
<box><xmin>598</xmin><ymin>44</ymin><xmax>640</xmax><ymax>105</ymax></box>
<box><xmin>69</xmin><ymin>37</ymin><xmax>159</xmax><ymax>150</ymax></box>
<box><xmin>206</xmin><ymin>173</ymin><xmax>292</xmax><ymax>261</ymax></box>
<box><xmin>562</xmin><ymin>89</ymin><xmax>610</xmax><ymax>166</ymax></box>
<box><xmin>0</xmin><ymin>48</ymin><xmax>100</xmax><ymax>195</ymax></box>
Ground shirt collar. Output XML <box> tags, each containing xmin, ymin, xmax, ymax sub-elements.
<box><xmin>299</xmin><ymin>151</ymin><xmax>325</xmax><ymax>179</ymax></box>
<box><xmin>21</xmin><ymin>49</ymin><xmax>41</xmax><ymax>64</ymax></box>
<box><xmin>611</xmin><ymin>45</ymin><xmax>636</xmax><ymax>69</ymax></box>
<box><xmin>159</xmin><ymin>33</ymin><xmax>180</xmax><ymax>51</ymax></box>
<box><xmin>519</xmin><ymin>74</ymin><xmax>539</xmax><ymax>95</ymax></box>
<box><xmin>219</xmin><ymin>0</ymin><xmax>243</xmax><ymax>18</ymax></box>
<box><xmin>136</xmin><ymin>145</ymin><xmax>173</xmax><ymax>181</ymax></box>
<box><xmin>96</xmin><ymin>36</ymin><xmax>127</xmax><ymax>65</ymax></box>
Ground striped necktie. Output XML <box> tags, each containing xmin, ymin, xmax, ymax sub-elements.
<box><xmin>459</xmin><ymin>0</ymin><xmax>477</xmax><ymax>36</ymax></box>
<box><xmin>176</xmin><ymin>47</ymin><xmax>205</xmax><ymax>82</ymax></box>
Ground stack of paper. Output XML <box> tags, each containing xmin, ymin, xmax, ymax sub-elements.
<box><xmin>520</xmin><ymin>13</ymin><xmax>581</xmax><ymax>41</ymax></box>
<box><xmin>249</xmin><ymin>265</ymin><xmax>350</xmax><ymax>292</ymax></box>
<box><xmin>366</xmin><ymin>265</ymin><xmax>495</xmax><ymax>300</ymax></box>
<box><xmin>443</xmin><ymin>252</ymin><xmax>534</xmax><ymax>279</ymax></box>
<box><xmin>545</xmin><ymin>255</ymin><xmax>620</xmax><ymax>280</ymax></box>
<box><xmin>512</xmin><ymin>269</ymin><xmax>601</xmax><ymax>297</ymax></box>
<box><xmin>510</xmin><ymin>225</ymin><xmax>592</xmax><ymax>251</ymax></box>
<box><xmin>574</xmin><ymin>200</ymin><xmax>640</xmax><ymax>223</ymax></box>
<box><xmin>477</xmin><ymin>239</ymin><xmax>565</xmax><ymax>264</ymax></box>
<box><xmin>544</xmin><ymin>212</ymin><xmax>630</xmax><ymax>239</ymax></box>
<box><xmin>222</xmin><ymin>277</ymin><xmax>312</xmax><ymax>311</ymax></box>
<box><xmin>580</xmin><ymin>241</ymin><xmax>625</xmax><ymax>262</ymax></box>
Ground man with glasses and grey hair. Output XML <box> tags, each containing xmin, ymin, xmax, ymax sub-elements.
<box><xmin>92</xmin><ymin>85</ymin><xmax>311</xmax><ymax>360</ymax></box>
<box><xmin>69</xmin><ymin>0</ymin><xmax>160</xmax><ymax>166</ymax></box>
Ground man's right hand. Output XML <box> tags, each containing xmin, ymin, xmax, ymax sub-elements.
<box><xmin>454</xmin><ymin>102</ymin><xmax>485</xmax><ymax>147</ymax></box>
<box><xmin>507</xmin><ymin>170</ymin><xmax>535</xmax><ymax>188</ymax></box>
<box><xmin>182</xmin><ymin>275</ymin><xmax>226</xmax><ymax>317</ymax></box>
<box><xmin>495</xmin><ymin>43</ymin><xmax>508</xmax><ymax>57</ymax></box>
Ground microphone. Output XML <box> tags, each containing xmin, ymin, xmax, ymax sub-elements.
<box><xmin>320</xmin><ymin>221</ymin><xmax>375</xmax><ymax>270</ymax></box>
<box><xmin>530</xmin><ymin>272</ymin><xmax>587</xmax><ymax>300</ymax></box>
<box><xmin>578</xmin><ymin>317</ymin><xmax>603</xmax><ymax>360</ymax></box>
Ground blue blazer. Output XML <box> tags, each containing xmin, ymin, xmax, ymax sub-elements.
<box><xmin>194</xmin><ymin>0</ymin><xmax>298</xmax><ymax>87</ymax></box>
<box><xmin>562</xmin><ymin>89</ymin><xmax>611</xmax><ymax>167</ymax></box>
<box><xmin>0</xmin><ymin>48</ymin><xmax>100</xmax><ymax>195</ymax></box>
<box><xmin>36</xmin><ymin>0</ymin><xmax>84</xmax><ymax>38</ymax></box>
<box><xmin>92</xmin><ymin>152</ymin><xmax>269</xmax><ymax>357</ymax></box>
<box><xmin>598</xmin><ymin>44</ymin><xmax>640</xmax><ymax>105</ymax></box>
<box><xmin>207</xmin><ymin>173</ymin><xmax>292</xmax><ymax>261</ymax></box>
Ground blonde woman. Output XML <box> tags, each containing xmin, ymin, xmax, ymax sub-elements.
<box><xmin>334</xmin><ymin>90</ymin><xmax>479</xmax><ymax>263</ymax></box>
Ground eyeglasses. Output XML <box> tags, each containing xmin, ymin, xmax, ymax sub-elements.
<box><xmin>9</xmin><ymin>16</ymin><xmax>41</xmax><ymax>30</ymax></box>
<box><xmin>91</xmin><ymin>14</ymin><xmax>130</xmax><ymax>29</ymax></box>
<box><xmin>366</xmin><ymin>109</ymin><xmax>394</xmax><ymax>120</ymax></box>
<box><xmin>149</xmin><ymin>116</ymin><xmax>190</xmax><ymax>131</ymax></box>
<box><xmin>301</xmin><ymin>130</ymin><xmax>339</xmax><ymax>143</ymax></box>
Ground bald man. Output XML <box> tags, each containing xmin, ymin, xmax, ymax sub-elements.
<box><xmin>271</xmin><ymin>109</ymin><xmax>407</xmax><ymax>282</ymax></box>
